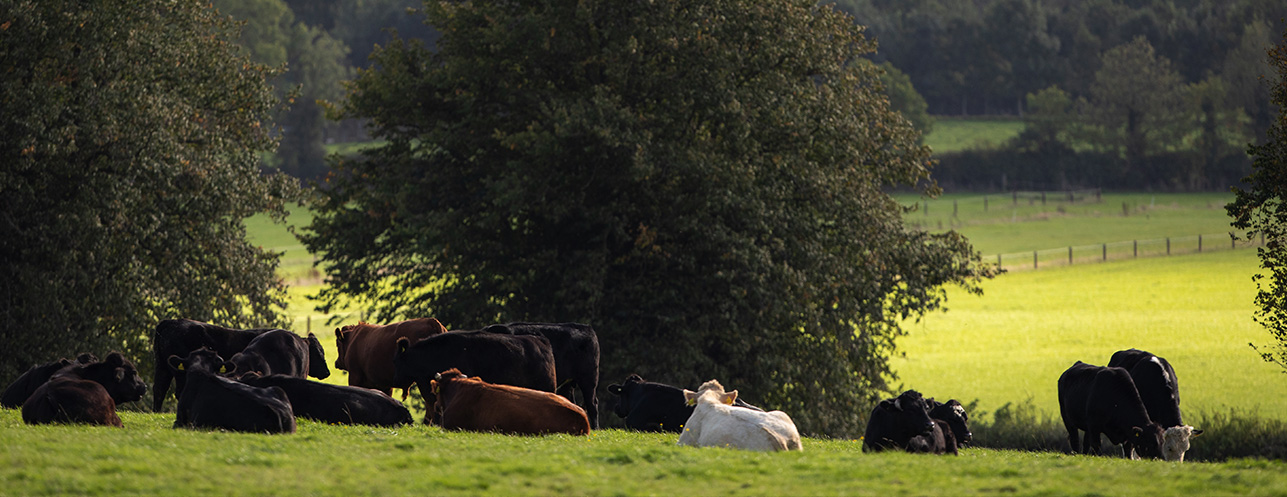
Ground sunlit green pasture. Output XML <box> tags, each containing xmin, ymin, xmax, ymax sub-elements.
<box><xmin>3</xmin><ymin>409</ymin><xmax>1284</xmax><ymax>496</ymax></box>
<box><xmin>922</xmin><ymin>118</ymin><xmax>1024</xmax><ymax>154</ymax></box>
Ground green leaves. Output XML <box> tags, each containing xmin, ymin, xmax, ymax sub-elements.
<box><xmin>305</xmin><ymin>0</ymin><xmax>994</xmax><ymax>436</ymax></box>
<box><xmin>0</xmin><ymin>0</ymin><xmax>301</xmax><ymax>387</ymax></box>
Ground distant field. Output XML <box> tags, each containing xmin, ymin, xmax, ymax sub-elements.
<box><xmin>922</xmin><ymin>117</ymin><xmax>1024</xmax><ymax>154</ymax></box>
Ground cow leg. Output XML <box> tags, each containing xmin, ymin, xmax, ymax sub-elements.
<box><xmin>1063</xmin><ymin>421</ymin><xmax>1080</xmax><ymax>454</ymax></box>
<box><xmin>152</xmin><ymin>363</ymin><xmax>173</xmax><ymax>412</ymax></box>
<box><xmin>578</xmin><ymin>379</ymin><xmax>599</xmax><ymax>429</ymax></box>
<box><xmin>1083</xmin><ymin>431</ymin><xmax>1100</xmax><ymax>456</ymax></box>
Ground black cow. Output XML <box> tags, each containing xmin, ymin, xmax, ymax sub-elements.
<box><xmin>394</xmin><ymin>330</ymin><xmax>557</xmax><ymax>425</ymax></box>
<box><xmin>1058</xmin><ymin>361</ymin><xmax>1164</xmax><ymax>459</ymax></box>
<box><xmin>22</xmin><ymin>352</ymin><xmax>148</xmax><ymax>427</ymax></box>
<box><xmin>168</xmin><ymin>348</ymin><xmax>296</xmax><ymax>434</ymax></box>
<box><xmin>152</xmin><ymin>319</ymin><xmax>276</xmax><ymax>411</ymax></box>
<box><xmin>1107</xmin><ymin>348</ymin><xmax>1182</xmax><ymax>427</ymax></box>
<box><xmin>227</xmin><ymin>329</ymin><xmax>330</xmax><ymax>380</ymax></box>
<box><xmin>928</xmin><ymin>398</ymin><xmax>973</xmax><ymax>447</ymax></box>
<box><xmin>606</xmin><ymin>374</ymin><xmax>762</xmax><ymax>433</ymax></box>
<box><xmin>483</xmin><ymin>322</ymin><xmax>601</xmax><ymax>428</ymax></box>
<box><xmin>240</xmin><ymin>374</ymin><xmax>413</xmax><ymax>426</ymax></box>
<box><xmin>907</xmin><ymin>418</ymin><xmax>958</xmax><ymax>455</ymax></box>
<box><xmin>1</xmin><ymin>353</ymin><xmax>97</xmax><ymax>408</ymax></box>
<box><xmin>862</xmin><ymin>390</ymin><xmax>936</xmax><ymax>453</ymax></box>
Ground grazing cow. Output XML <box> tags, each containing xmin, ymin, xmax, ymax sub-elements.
<box><xmin>152</xmin><ymin>318</ymin><xmax>276</xmax><ymax>411</ymax></box>
<box><xmin>334</xmin><ymin>318</ymin><xmax>447</xmax><ymax>396</ymax></box>
<box><xmin>483</xmin><ymin>322</ymin><xmax>601</xmax><ymax>428</ymax></box>
<box><xmin>862</xmin><ymin>390</ymin><xmax>936</xmax><ymax>453</ymax></box>
<box><xmin>1162</xmin><ymin>425</ymin><xmax>1203</xmax><ymax>462</ymax></box>
<box><xmin>907</xmin><ymin>418</ymin><xmax>958</xmax><ymax>455</ymax></box>
<box><xmin>240</xmin><ymin>373</ymin><xmax>413</xmax><ymax>426</ymax></box>
<box><xmin>21</xmin><ymin>352</ymin><xmax>147</xmax><ymax>427</ymax></box>
<box><xmin>606</xmin><ymin>373</ymin><xmax>762</xmax><ymax>433</ymax></box>
<box><xmin>227</xmin><ymin>329</ymin><xmax>330</xmax><ymax>380</ymax></box>
<box><xmin>2</xmin><ymin>353</ymin><xmax>97</xmax><ymax>408</ymax></box>
<box><xmin>928</xmin><ymin>398</ymin><xmax>973</xmax><ymax>447</ymax></box>
<box><xmin>1058</xmin><ymin>361</ymin><xmax>1164</xmax><ymax>459</ymax></box>
<box><xmin>168</xmin><ymin>348</ymin><xmax>296</xmax><ymax>434</ymax></box>
<box><xmin>1107</xmin><ymin>349</ymin><xmax>1183</xmax><ymax>427</ymax></box>
<box><xmin>394</xmin><ymin>330</ymin><xmax>556</xmax><ymax>424</ymax></box>
<box><xmin>430</xmin><ymin>368</ymin><xmax>590</xmax><ymax>435</ymax></box>
<box><xmin>677</xmin><ymin>380</ymin><xmax>802</xmax><ymax>452</ymax></box>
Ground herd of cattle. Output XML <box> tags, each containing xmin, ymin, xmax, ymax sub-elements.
<box><xmin>0</xmin><ymin>317</ymin><xmax>1202</xmax><ymax>460</ymax></box>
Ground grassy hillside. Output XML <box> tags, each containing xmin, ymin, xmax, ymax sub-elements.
<box><xmin>922</xmin><ymin>118</ymin><xmax>1024</xmax><ymax>154</ymax></box>
<box><xmin>3</xmin><ymin>410</ymin><xmax>1284</xmax><ymax>496</ymax></box>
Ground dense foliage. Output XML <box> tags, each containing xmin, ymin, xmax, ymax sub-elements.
<box><xmin>0</xmin><ymin>1</ymin><xmax>300</xmax><ymax>386</ymax></box>
<box><xmin>1228</xmin><ymin>28</ymin><xmax>1287</xmax><ymax>372</ymax></box>
<box><xmin>303</xmin><ymin>0</ymin><xmax>996</xmax><ymax>436</ymax></box>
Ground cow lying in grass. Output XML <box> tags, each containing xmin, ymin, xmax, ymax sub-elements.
<box><xmin>677</xmin><ymin>380</ymin><xmax>802</xmax><ymax>452</ymax></box>
<box><xmin>429</xmin><ymin>368</ymin><xmax>589</xmax><ymax>435</ymax></box>
<box><xmin>240</xmin><ymin>373</ymin><xmax>413</xmax><ymax>427</ymax></box>
<box><xmin>2</xmin><ymin>353</ymin><xmax>97</xmax><ymax>409</ymax></box>
<box><xmin>607</xmin><ymin>373</ymin><xmax>762</xmax><ymax>433</ymax></box>
<box><xmin>22</xmin><ymin>352</ymin><xmax>147</xmax><ymax>427</ymax></box>
<box><xmin>169</xmin><ymin>348</ymin><xmax>295</xmax><ymax>434</ymax></box>
<box><xmin>863</xmin><ymin>390</ymin><xmax>942</xmax><ymax>454</ymax></box>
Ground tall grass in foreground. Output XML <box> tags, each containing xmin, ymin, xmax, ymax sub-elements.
<box><xmin>3</xmin><ymin>410</ymin><xmax>1286</xmax><ymax>496</ymax></box>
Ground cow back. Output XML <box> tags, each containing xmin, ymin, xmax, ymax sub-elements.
<box><xmin>1108</xmin><ymin>349</ymin><xmax>1181</xmax><ymax>427</ymax></box>
<box><xmin>435</xmin><ymin>373</ymin><xmax>589</xmax><ymax>435</ymax></box>
<box><xmin>230</xmin><ymin>330</ymin><xmax>330</xmax><ymax>380</ymax></box>
<box><xmin>152</xmin><ymin>319</ymin><xmax>275</xmax><ymax>411</ymax></box>
<box><xmin>335</xmin><ymin>318</ymin><xmax>446</xmax><ymax>393</ymax></box>
<box><xmin>395</xmin><ymin>331</ymin><xmax>557</xmax><ymax>392</ymax></box>
<box><xmin>53</xmin><ymin>352</ymin><xmax>147</xmax><ymax>405</ymax></box>
<box><xmin>241</xmin><ymin>374</ymin><xmax>413</xmax><ymax>426</ymax></box>
<box><xmin>484</xmin><ymin>322</ymin><xmax>601</xmax><ymax>427</ymax></box>
<box><xmin>2</xmin><ymin>358</ymin><xmax>73</xmax><ymax>408</ymax></box>
<box><xmin>607</xmin><ymin>376</ymin><xmax>693</xmax><ymax>433</ymax></box>
<box><xmin>862</xmin><ymin>390</ymin><xmax>934</xmax><ymax>453</ymax></box>
<box><xmin>22</xmin><ymin>377</ymin><xmax>123</xmax><ymax>427</ymax></box>
<box><xmin>178</xmin><ymin>373</ymin><xmax>296</xmax><ymax>434</ymax></box>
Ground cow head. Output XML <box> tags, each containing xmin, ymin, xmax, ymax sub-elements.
<box><xmin>306</xmin><ymin>332</ymin><xmax>331</xmax><ymax>380</ymax></box>
<box><xmin>928</xmin><ymin>399</ymin><xmax>973</xmax><ymax>446</ymax></box>
<box><xmin>168</xmin><ymin>348</ymin><xmax>235</xmax><ymax>377</ymax></box>
<box><xmin>1161</xmin><ymin>425</ymin><xmax>1202</xmax><ymax>462</ymax></box>
<box><xmin>69</xmin><ymin>352</ymin><xmax>148</xmax><ymax>404</ymax></box>
<box><xmin>1130</xmin><ymin>423</ymin><xmax>1167</xmax><ymax>460</ymax></box>
<box><xmin>334</xmin><ymin>325</ymin><xmax>356</xmax><ymax>371</ymax></box>
<box><xmin>682</xmin><ymin>379</ymin><xmax>738</xmax><ymax>407</ymax></box>
<box><xmin>607</xmin><ymin>374</ymin><xmax>647</xmax><ymax>419</ymax></box>
<box><xmin>892</xmin><ymin>390</ymin><xmax>936</xmax><ymax>437</ymax></box>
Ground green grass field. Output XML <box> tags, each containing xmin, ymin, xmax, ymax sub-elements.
<box><xmin>3</xmin><ymin>410</ymin><xmax>1285</xmax><ymax>496</ymax></box>
<box><xmin>922</xmin><ymin>118</ymin><xmax>1024</xmax><ymax>154</ymax></box>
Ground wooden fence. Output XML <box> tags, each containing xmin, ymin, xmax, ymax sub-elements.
<box><xmin>995</xmin><ymin>232</ymin><xmax>1263</xmax><ymax>271</ymax></box>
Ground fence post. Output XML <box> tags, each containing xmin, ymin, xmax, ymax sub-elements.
<box><xmin>1166</xmin><ymin>238</ymin><xmax>1171</xmax><ymax>255</ymax></box>
<box><xmin>1199</xmin><ymin>234</ymin><xmax>1203</xmax><ymax>253</ymax></box>
<box><xmin>1232</xmin><ymin>232</ymin><xmax>1236</xmax><ymax>250</ymax></box>
<box><xmin>1068</xmin><ymin>246</ymin><xmax>1073</xmax><ymax>265</ymax></box>
<box><xmin>1013</xmin><ymin>191</ymin><xmax>1018</xmax><ymax>205</ymax></box>
<box><xmin>1103</xmin><ymin>243</ymin><xmax>1107</xmax><ymax>261</ymax></box>
<box><xmin>997</xmin><ymin>253</ymin><xmax>1002</xmax><ymax>267</ymax></box>
<box><xmin>1041</xmin><ymin>192</ymin><xmax>1046</xmax><ymax>205</ymax></box>
<box><xmin>924</xmin><ymin>200</ymin><xmax>928</xmax><ymax>216</ymax></box>
<box><xmin>1034</xmin><ymin>250</ymin><xmax>1038</xmax><ymax>269</ymax></box>
<box><xmin>953</xmin><ymin>200</ymin><xmax>958</xmax><ymax>218</ymax></box>
<box><xmin>984</xmin><ymin>196</ymin><xmax>988</xmax><ymax>212</ymax></box>
<box><xmin>307</xmin><ymin>315</ymin><xmax>311</xmax><ymax>333</ymax></box>
<box><xmin>1134</xmin><ymin>240</ymin><xmax>1138</xmax><ymax>257</ymax></box>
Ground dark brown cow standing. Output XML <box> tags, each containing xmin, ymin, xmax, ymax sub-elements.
<box><xmin>1058</xmin><ymin>361</ymin><xmax>1164</xmax><ymax>459</ymax></box>
<box><xmin>431</xmin><ymin>368</ymin><xmax>589</xmax><ymax>435</ymax></box>
<box><xmin>152</xmin><ymin>319</ymin><xmax>276</xmax><ymax>411</ymax></box>
<box><xmin>22</xmin><ymin>352</ymin><xmax>147</xmax><ymax>427</ymax></box>
<box><xmin>334</xmin><ymin>318</ymin><xmax>446</xmax><ymax>396</ymax></box>
<box><xmin>482</xmin><ymin>322</ymin><xmax>601</xmax><ymax>428</ymax></box>
<box><xmin>227</xmin><ymin>329</ymin><xmax>330</xmax><ymax>380</ymax></box>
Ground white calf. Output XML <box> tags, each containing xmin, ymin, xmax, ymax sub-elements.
<box><xmin>1161</xmin><ymin>425</ymin><xmax>1203</xmax><ymax>462</ymax></box>
<box><xmin>677</xmin><ymin>380</ymin><xmax>803</xmax><ymax>452</ymax></box>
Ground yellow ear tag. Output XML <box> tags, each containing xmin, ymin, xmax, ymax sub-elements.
<box><xmin>219</xmin><ymin>366</ymin><xmax>227</xmax><ymax>374</ymax></box>
<box><xmin>177</xmin><ymin>364</ymin><xmax>185</xmax><ymax>371</ymax></box>
<box><xmin>686</xmin><ymin>398</ymin><xmax>696</xmax><ymax>406</ymax></box>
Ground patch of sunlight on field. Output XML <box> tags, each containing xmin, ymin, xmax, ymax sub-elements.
<box><xmin>893</xmin><ymin>248</ymin><xmax>1287</xmax><ymax>423</ymax></box>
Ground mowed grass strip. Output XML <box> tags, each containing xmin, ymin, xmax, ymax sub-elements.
<box><xmin>922</xmin><ymin>118</ymin><xmax>1024</xmax><ymax>154</ymax></box>
<box><xmin>2</xmin><ymin>410</ymin><xmax>1285</xmax><ymax>496</ymax></box>
<box><xmin>893</xmin><ymin>248</ymin><xmax>1286</xmax><ymax>425</ymax></box>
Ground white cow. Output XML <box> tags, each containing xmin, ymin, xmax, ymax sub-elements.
<box><xmin>1161</xmin><ymin>425</ymin><xmax>1203</xmax><ymax>462</ymax></box>
<box><xmin>677</xmin><ymin>380</ymin><xmax>803</xmax><ymax>452</ymax></box>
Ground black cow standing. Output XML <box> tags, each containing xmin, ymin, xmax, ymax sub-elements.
<box><xmin>1058</xmin><ymin>361</ymin><xmax>1164</xmax><ymax>459</ymax></box>
<box><xmin>22</xmin><ymin>352</ymin><xmax>148</xmax><ymax>427</ymax></box>
<box><xmin>152</xmin><ymin>319</ymin><xmax>276</xmax><ymax>411</ymax></box>
<box><xmin>483</xmin><ymin>322</ymin><xmax>601</xmax><ymax>428</ymax></box>
<box><xmin>227</xmin><ymin>329</ymin><xmax>330</xmax><ymax>381</ymax></box>
<box><xmin>1107</xmin><ymin>348</ymin><xmax>1182</xmax><ymax>428</ymax></box>
<box><xmin>393</xmin><ymin>330</ymin><xmax>556</xmax><ymax>425</ymax></box>
<box><xmin>168</xmin><ymin>348</ymin><xmax>296</xmax><ymax>434</ymax></box>
<box><xmin>1</xmin><ymin>353</ymin><xmax>97</xmax><ymax>408</ymax></box>
<box><xmin>240</xmin><ymin>374</ymin><xmax>413</xmax><ymax>427</ymax></box>
<box><xmin>862</xmin><ymin>390</ymin><xmax>936</xmax><ymax>453</ymax></box>
<box><xmin>606</xmin><ymin>374</ymin><xmax>762</xmax><ymax>433</ymax></box>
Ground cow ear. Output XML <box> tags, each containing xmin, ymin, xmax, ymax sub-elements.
<box><xmin>720</xmin><ymin>390</ymin><xmax>738</xmax><ymax>405</ymax></box>
<box><xmin>892</xmin><ymin>398</ymin><xmax>903</xmax><ymax>411</ymax></box>
<box><xmin>1132</xmin><ymin>427</ymin><xmax>1143</xmax><ymax>438</ymax></box>
<box><xmin>1191</xmin><ymin>429</ymin><xmax>1203</xmax><ymax>437</ymax></box>
<box><xmin>430</xmin><ymin>380</ymin><xmax>439</xmax><ymax>396</ymax></box>
<box><xmin>397</xmin><ymin>337</ymin><xmax>410</xmax><ymax>354</ymax></box>
<box><xmin>115</xmin><ymin>368</ymin><xmax>125</xmax><ymax>381</ymax></box>
<box><xmin>167</xmin><ymin>356</ymin><xmax>185</xmax><ymax>371</ymax></box>
<box><xmin>683</xmin><ymin>389</ymin><xmax>698</xmax><ymax>406</ymax></box>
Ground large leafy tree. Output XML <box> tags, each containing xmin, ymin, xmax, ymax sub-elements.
<box><xmin>0</xmin><ymin>1</ymin><xmax>300</xmax><ymax>387</ymax></box>
<box><xmin>1086</xmin><ymin>36</ymin><xmax>1188</xmax><ymax>178</ymax></box>
<box><xmin>1228</xmin><ymin>27</ymin><xmax>1287</xmax><ymax>372</ymax></box>
<box><xmin>304</xmin><ymin>0</ymin><xmax>995</xmax><ymax>435</ymax></box>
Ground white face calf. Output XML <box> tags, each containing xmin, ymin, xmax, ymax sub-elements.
<box><xmin>683</xmin><ymin>380</ymin><xmax>738</xmax><ymax>407</ymax></box>
<box><xmin>1161</xmin><ymin>425</ymin><xmax>1202</xmax><ymax>462</ymax></box>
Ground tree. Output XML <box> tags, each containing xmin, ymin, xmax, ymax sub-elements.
<box><xmin>0</xmin><ymin>1</ymin><xmax>301</xmax><ymax>388</ymax></box>
<box><xmin>1228</xmin><ymin>26</ymin><xmax>1287</xmax><ymax>372</ymax></box>
<box><xmin>303</xmin><ymin>0</ymin><xmax>996</xmax><ymax>436</ymax></box>
<box><xmin>1087</xmin><ymin>36</ymin><xmax>1187</xmax><ymax>178</ymax></box>
<box><xmin>878</xmin><ymin>62</ymin><xmax>935</xmax><ymax>138</ymax></box>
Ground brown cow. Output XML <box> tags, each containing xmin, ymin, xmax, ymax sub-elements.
<box><xmin>335</xmin><ymin>318</ymin><xmax>447</xmax><ymax>397</ymax></box>
<box><xmin>430</xmin><ymin>368</ymin><xmax>589</xmax><ymax>436</ymax></box>
<box><xmin>22</xmin><ymin>352</ymin><xmax>147</xmax><ymax>427</ymax></box>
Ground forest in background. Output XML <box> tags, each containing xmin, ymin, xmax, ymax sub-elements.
<box><xmin>219</xmin><ymin>0</ymin><xmax>1284</xmax><ymax>189</ymax></box>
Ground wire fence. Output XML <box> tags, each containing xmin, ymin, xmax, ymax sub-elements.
<box><xmin>995</xmin><ymin>231</ymin><xmax>1263</xmax><ymax>271</ymax></box>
